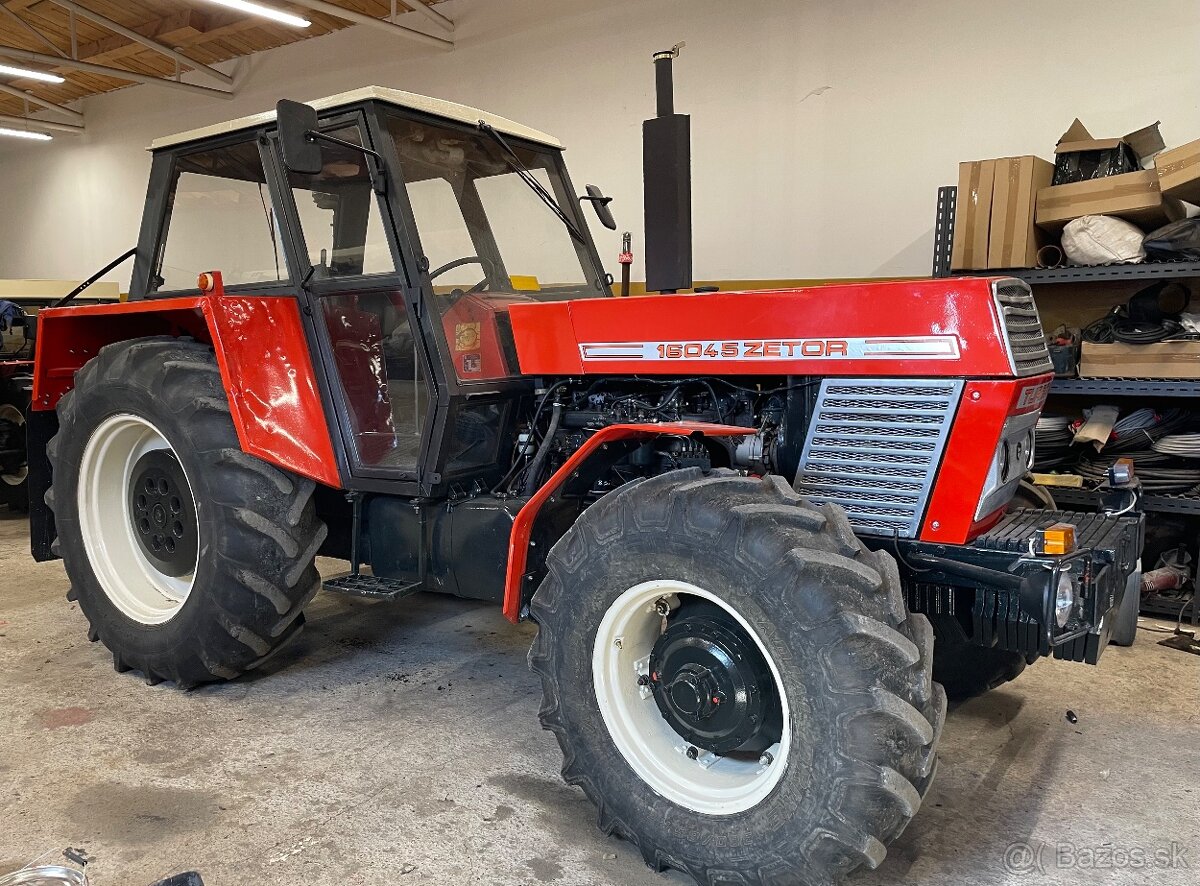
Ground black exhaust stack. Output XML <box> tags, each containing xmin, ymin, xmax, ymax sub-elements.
<box><xmin>643</xmin><ymin>43</ymin><xmax>691</xmax><ymax>294</ymax></box>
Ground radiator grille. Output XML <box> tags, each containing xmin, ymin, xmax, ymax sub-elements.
<box><xmin>994</xmin><ymin>280</ymin><xmax>1053</xmax><ymax>377</ymax></box>
<box><xmin>794</xmin><ymin>378</ymin><xmax>963</xmax><ymax>538</ymax></box>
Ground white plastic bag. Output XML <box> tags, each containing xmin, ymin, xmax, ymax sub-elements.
<box><xmin>1061</xmin><ymin>215</ymin><xmax>1146</xmax><ymax>266</ymax></box>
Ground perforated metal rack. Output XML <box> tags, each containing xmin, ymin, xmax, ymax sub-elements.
<box><xmin>932</xmin><ymin>184</ymin><xmax>1200</xmax><ymax>285</ymax></box>
<box><xmin>930</xmin><ymin>184</ymin><xmax>1200</xmax><ymax>521</ymax></box>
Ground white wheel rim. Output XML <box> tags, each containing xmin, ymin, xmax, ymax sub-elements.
<box><xmin>592</xmin><ymin>579</ymin><xmax>791</xmax><ymax>815</ymax></box>
<box><xmin>0</xmin><ymin>404</ymin><xmax>26</xmax><ymax>486</ymax></box>
<box><xmin>78</xmin><ymin>413</ymin><xmax>198</xmax><ymax>625</ymax></box>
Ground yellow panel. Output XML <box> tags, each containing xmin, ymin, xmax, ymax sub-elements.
<box><xmin>510</xmin><ymin>275</ymin><xmax>541</xmax><ymax>291</ymax></box>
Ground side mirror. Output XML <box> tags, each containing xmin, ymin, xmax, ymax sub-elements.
<box><xmin>277</xmin><ymin>99</ymin><xmax>322</xmax><ymax>175</ymax></box>
<box><xmin>581</xmin><ymin>184</ymin><xmax>617</xmax><ymax>230</ymax></box>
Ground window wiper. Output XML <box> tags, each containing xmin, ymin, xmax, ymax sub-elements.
<box><xmin>477</xmin><ymin>121</ymin><xmax>586</xmax><ymax>244</ymax></box>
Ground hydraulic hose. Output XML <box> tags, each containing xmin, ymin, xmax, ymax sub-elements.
<box><xmin>522</xmin><ymin>401</ymin><xmax>563</xmax><ymax>497</ymax></box>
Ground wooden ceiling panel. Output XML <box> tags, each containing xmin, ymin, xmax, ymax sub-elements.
<box><xmin>0</xmin><ymin>0</ymin><xmax>450</xmax><ymax>121</ymax></box>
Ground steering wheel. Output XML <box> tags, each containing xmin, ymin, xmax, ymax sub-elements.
<box><xmin>428</xmin><ymin>256</ymin><xmax>497</xmax><ymax>296</ymax></box>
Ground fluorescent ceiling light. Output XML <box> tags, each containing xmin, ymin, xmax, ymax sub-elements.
<box><xmin>201</xmin><ymin>0</ymin><xmax>311</xmax><ymax>28</ymax></box>
<box><xmin>0</xmin><ymin>127</ymin><xmax>53</xmax><ymax>141</ymax></box>
<box><xmin>0</xmin><ymin>63</ymin><xmax>66</xmax><ymax>84</ymax></box>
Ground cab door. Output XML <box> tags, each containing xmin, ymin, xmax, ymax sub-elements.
<box><xmin>267</xmin><ymin>112</ymin><xmax>434</xmax><ymax>490</ymax></box>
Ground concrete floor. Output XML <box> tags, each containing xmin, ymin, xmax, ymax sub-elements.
<box><xmin>1</xmin><ymin>505</ymin><xmax>1198</xmax><ymax>886</ymax></box>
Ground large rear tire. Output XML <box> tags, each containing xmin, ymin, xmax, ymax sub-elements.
<box><xmin>47</xmin><ymin>337</ymin><xmax>327</xmax><ymax>688</ymax></box>
<box><xmin>529</xmin><ymin>468</ymin><xmax>945</xmax><ymax>885</ymax></box>
<box><xmin>929</xmin><ymin>614</ymin><xmax>1033</xmax><ymax>701</ymax></box>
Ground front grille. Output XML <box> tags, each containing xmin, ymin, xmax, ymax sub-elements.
<box><xmin>994</xmin><ymin>280</ymin><xmax>1053</xmax><ymax>377</ymax></box>
<box><xmin>794</xmin><ymin>378</ymin><xmax>963</xmax><ymax>538</ymax></box>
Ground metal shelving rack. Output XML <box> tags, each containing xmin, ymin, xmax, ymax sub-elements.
<box><xmin>934</xmin><ymin>185</ymin><xmax>1200</xmax><ymax>624</ymax></box>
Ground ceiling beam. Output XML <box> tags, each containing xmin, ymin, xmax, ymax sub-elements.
<box><xmin>285</xmin><ymin>0</ymin><xmax>453</xmax><ymax>51</ymax></box>
<box><xmin>0</xmin><ymin>45</ymin><xmax>235</xmax><ymax>99</ymax></box>
<box><xmin>72</xmin><ymin>10</ymin><xmax>210</xmax><ymax>63</ymax></box>
<box><xmin>401</xmin><ymin>1</ymin><xmax>454</xmax><ymax>36</ymax></box>
<box><xmin>47</xmin><ymin>1</ymin><xmax>232</xmax><ymax>88</ymax></box>
<box><xmin>0</xmin><ymin>4</ymin><xmax>68</xmax><ymax>58</ymax></box>
<box><xmin>0</xmin><ymin>81</ymin><xmax>83</xmax><ymax>122</ymax></box>
<box><xmin>0</xmin><ymin>111</ymin><xmax>82</xmax><ymax>133</ymax></box>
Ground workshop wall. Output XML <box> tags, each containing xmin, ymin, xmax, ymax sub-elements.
<box><xmin>0</xmin><ymin>0</ymin><xmax>1196</xmax><ymax>286</ymax></box>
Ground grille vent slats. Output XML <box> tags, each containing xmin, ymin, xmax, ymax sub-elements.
<box><xmin>794</xmin><ymin>378</ymin><xmax>963</xmax><ymax>537</ymax></box>
<box><xmin>994</xmin><ymin>281</ymin><xmax>1053</xmax><ymax>376</ymax></box>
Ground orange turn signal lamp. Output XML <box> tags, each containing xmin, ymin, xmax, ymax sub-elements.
<box><xmin>198</xmin><ymin>272</ymin><xmax>216</xmax><ymax>293</ymax></box>
<box><xmin>1109</xmin><ymin>457</ymin><xmax>1136</xmax><ymax>487</ymax></box>
<box><xmin>1034</xmin><ymin>522</ymin><xmax>1076</xmax><ymax>556</ymax></box>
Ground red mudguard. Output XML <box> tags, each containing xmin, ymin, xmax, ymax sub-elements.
<box><xmin>502</xmin><ymin>421</ymin><xmax>755</xmax><ymax>622</ymax></box>
<box><xmin>32</xmin><ymin>294</ymin><xmax>341</xmax><ymax>488</ymax></box>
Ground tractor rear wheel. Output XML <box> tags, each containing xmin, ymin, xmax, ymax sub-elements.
<box><xmin>928</xmin><ymin>614</ymin><xmax>1034</xmax><ymax>701</ymax></box>
<box><xmin>529</xmin><ymin>468</ymin><xmax>945</xmax><ymax>886</ymax></box>
<box><xmin>47</xmin><ymin>337</ymin><xmax>327</xmax><ymax>688</ymax></box>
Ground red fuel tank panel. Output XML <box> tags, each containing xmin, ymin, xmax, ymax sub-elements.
<box><xmin>508</xmin><ymin>277</ymin><xmax>1017</xmax><ymax>379</ymax></box>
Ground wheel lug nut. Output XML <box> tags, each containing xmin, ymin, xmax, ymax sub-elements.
<box><xmin>758</xmin><ymin>751</ymin><xmax>774</xmax><ymax>767</ymax></box>
<box><xmin>686</xmin><ymin>746</ymin><xmax>699</xmax><ymax>760</ymax></box>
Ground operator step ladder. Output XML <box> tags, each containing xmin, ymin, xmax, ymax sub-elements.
<box><xmin>320</xmin><ymin>492</ymin><xmax>424</xmax><ymax>601</ymax></box>
<box><xmin>322</xmin><ymin>572</ymin><xmax>422</xmax><ymax>601</ymax></box>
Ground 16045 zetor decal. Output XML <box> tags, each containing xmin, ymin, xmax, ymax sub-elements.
<box><xmin>579</xmin><ymin>335</ymin><xmax>962</xmax><ymax>362</ymax></box>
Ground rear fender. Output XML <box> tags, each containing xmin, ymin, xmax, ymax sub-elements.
<box><xmin>502</xmin><ymin>422</ymin><xmax>755</xmax><ymax>622</ymax></box>
<box><xmin>32</xmin><ymin>293</ymin><xmax>341</xmax><ymax>488</ymax></box>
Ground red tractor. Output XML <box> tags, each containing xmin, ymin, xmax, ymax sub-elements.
<box><xmin>26</xmin><ymin>57</ymin><xmax>1141</xmax><ymax>886</ymax></box>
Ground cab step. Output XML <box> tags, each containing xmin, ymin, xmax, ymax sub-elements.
<box><xmin>322</xmin><ymin>573</ymin><xmax>422</xmax><ymax>601</ymax></box>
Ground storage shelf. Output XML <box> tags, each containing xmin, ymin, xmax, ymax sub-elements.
<box><xmin>931</xmin><ymin>186</ymin><xmax>1200</xmax><ymax>283</ymax></box>
<box><xmin>1051</xmin><ymin>377</ymin><xmax>1200</xmax><ymax>398</ymax></box>
<box><xmin>1050</xmin><ymin>486</ymin><xmax>1200</xmax><ymax>516</ymax></box>
<box><xmin>957</xmin><ymin>260</ymin><xmax>1200</xmax><ymax>285</ymax></box>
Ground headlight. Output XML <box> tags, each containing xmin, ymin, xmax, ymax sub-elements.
<box><xmin>974</xmin><ymin>412</ymin><xmax>1040</xmax><ymax>520</ymax></box>
<box><xmin>1055</xmin><ymin>572</ymin><xmax>1076</xmax><ymax>627</ymax></box>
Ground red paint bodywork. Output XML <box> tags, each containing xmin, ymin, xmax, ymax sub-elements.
<box><xmin>921</xmin><ymin>375</ymin><xmax>1051</xmax><ymax>543</ymax></box>
<box><xmin>33</xmin><ymin>293</ymin><xmax>340</xmax><ymax>488</ymax></box>
<box><xmin>502</xmin><ymin>421</ymin><xmax>756</xmax><ymax>622</ymax></box>
<box><xmin>441</xmin><ymin>292</ymin><xmax>537</xmax><ymax>382</ymax></box>
<box><xmin>508</xmin><ymin>278</ymin><xmax>1011</xmax><ymax>377</ymax></box>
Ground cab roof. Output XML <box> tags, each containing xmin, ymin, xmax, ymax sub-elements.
<box><xmin>149</xmin><ymin>85</ymin><xmax>563</xmax><ymax>152</ymax></box>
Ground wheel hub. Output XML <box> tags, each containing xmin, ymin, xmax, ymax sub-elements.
<box><xmin>128</xmin><ymin>449</ymin><xmax>197</xmax><ymax>577</ymax></box>
<box><xmin>649</xmin><ymin>601</ymin><xmax>782</xmax><ymax>755</ymax></box>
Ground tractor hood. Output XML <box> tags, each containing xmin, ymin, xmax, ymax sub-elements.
<box><xmin>507</xmin><ymin>277</ymin><xmax>1050</xmax><ymax>379</ymax></box>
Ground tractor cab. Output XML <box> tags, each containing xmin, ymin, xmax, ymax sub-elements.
<box><xmin>133</xmin><ymin>87</ymin><xmax>612</xmax><ymax>497</ymax></box>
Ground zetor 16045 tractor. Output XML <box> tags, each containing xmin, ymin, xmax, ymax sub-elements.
<box><xmin>28</xmin><ymin>67</ymin><xmax>1142</xmax><ymax>886</ymax></box>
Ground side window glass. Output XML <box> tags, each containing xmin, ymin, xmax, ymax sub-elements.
<box><xmin>320</xmin><ymin>291</ymin><xmax>428</xmax><ymax>470</ymax></box>
<box><xmin>155</xmin><ymin>139</ymin><xmax>286</xmax><ymax>291</ymax></box>
<box><xmin>286</xmin><ymin>125</ymin><xmax>393</xmax><ymax>279</ymax></box>
<box><xmin>405</xmin><ymin>177</ymin><xmax>478</xmax><ymax>289</ymax></box>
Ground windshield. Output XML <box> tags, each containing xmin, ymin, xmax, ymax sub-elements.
<box><xmin>384</xmin><ymin>113</ymin><xmax>607</xmax><ymax>304</ymax></box>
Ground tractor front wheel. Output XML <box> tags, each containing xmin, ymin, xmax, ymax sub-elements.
<box><xmin>47</xmin><ymin>337</ymin><xmax>327</xmax><ymax>687</ymax></box>
<box><xmin>529</xmin><ymin>469</ymin><xmax>945</xmax><ymax>885</ymax></box>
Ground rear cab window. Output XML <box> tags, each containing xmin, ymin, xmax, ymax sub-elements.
<box><xmin>152</xmin><ymin>138</ymin><xmax>288</xmax><ymax>293</ymax></box>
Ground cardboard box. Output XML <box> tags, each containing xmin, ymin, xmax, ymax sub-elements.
<box><xmin>1053</xmin><ymin>118</ymin><xmax>1164</xmax><ymax>185</ymax></box>
<box><xmin>950</xmin><ymin>159</ymin><xmax>996</xmax><ymax>270</ymax></box>
<box><xmin>1155</xmin><ymin>137</ymin><xmax>1200</xmax><ymax>204</ymax></box>
<box><xmin>988</xmin><ymin>156</ymin><xmax>1055</xmax><ymax>268</ymax></box>
<box><xmin>1080</xmin><ymin>340</ymin><xmax>1200</xmax><ymax>379</ymax></box>
<box><xmin>1035</xmin><ymin>169</ymin><xmax>1186</xmax><ymax>230</ymax></box>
